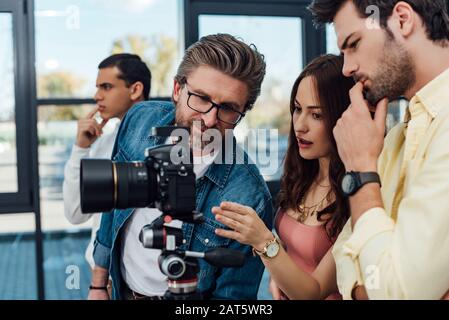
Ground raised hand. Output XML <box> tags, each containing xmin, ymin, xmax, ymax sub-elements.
<box><xmin>333</xmin><ymin>82</ymin><xmax>388</xmax><ymax>172</ymax></box>
<box><xmin>76</xmin><ymin>106</ymin><xmax>109</xmax><ymax>148</ymax></box>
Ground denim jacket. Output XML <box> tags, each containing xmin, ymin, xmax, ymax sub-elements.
<box><xmin>93</xmin><ymin>101</ymin><xmax>273</xmax><ymax>299</ymax></box>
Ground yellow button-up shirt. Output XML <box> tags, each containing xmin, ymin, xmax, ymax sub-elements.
<box><xmin>333</xmin><ymin>67</ymin><xmax>449</xmax><ymax>300</ymax></box>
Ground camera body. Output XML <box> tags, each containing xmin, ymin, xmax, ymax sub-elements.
<box><xmin>143</xmin><ymin>143</ymin><xmax>196</xmax><ymax>218</ymax></box>
<box><xmin>80</xmin><ymin>127</ymin><xmax>196</xmax><ymax>219</ymax></box>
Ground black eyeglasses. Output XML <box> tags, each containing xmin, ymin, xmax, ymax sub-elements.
<box><xmin>184</xmin><ymin>82</ymin><xmax>245</xmax><ymax>125</ymax></box>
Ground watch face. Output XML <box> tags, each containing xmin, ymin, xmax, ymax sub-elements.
<box><xmin>342</xmin><ymin>174</ymin><xmax>356</xmax><ymax>195</ymax></box>
<box><xmin>266</xmin><ymin>242</ymin><xmax>280</xmax><ymax>258</ymax></box>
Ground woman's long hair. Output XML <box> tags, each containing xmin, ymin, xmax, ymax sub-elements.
<box><xmin>277</xmin><ymin>54</ymin><xmax>355</xmax><ymax>240</ymax></box>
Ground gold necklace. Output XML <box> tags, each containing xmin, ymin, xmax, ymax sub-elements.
<box><xmin>315</xmin><ymin>177</ymin><xmax>331</xmax><ymax>188</ymax></box>
<box><xmin>297</xmin><ymin>190</ymin><xmax>331</xmax><ymax>223</ymax></box>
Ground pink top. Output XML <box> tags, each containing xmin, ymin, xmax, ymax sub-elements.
<box><xmin>275</xmin><ymin>209</ymin><xmax>342</xmax><ymax>300</ymax></box>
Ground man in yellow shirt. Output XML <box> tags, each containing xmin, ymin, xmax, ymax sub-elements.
<box><xmin>309</xmin><ymin>0</ymin><xmax>449</xmax><ymax>299</ymax></box>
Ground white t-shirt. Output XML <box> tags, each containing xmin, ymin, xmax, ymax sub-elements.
<box><xmin>120</xmin><ymin>150</ymin><xmax>217</xmax><ymax>296</ymax></box>
<box><xmin>63</xmin><ymin>119</ymin><xmax>120</xmax><ymax>269</ymax></box>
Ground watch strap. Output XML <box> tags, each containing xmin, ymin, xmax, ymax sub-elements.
<box><xmin>252</xmin><ymin>236</ymin><xmax>279</xmax><ymax>258</ymax></box>
<box><xmin>358</xmin><ymin>172</ymin><xmax>381</xmax><ymax>188</ymax></box>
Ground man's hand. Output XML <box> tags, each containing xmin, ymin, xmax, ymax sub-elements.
<box><xmin>88</xmin><ymin>266</ymin><xmax>110</xmax><ymax>300</ymax></box>
<box><xmin>352</xmin><ymin>285</ymin><xmax>369</xmax><ymax>300</ymax></box>
<box><xmin>88</xmin><ymin>288</ymin><xmax>110</xmax><ymax>300</ymax></box>
<box><xmin>333</xmin><ymin>82</ymin><xmax>388</xmax><ymax>172</ymax></box>
<box><xmin>76</xmin><ymin>106</ymin><xmax>109</xmax><ymax>148</ymax></box>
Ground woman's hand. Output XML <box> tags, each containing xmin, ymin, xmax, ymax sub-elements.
<box><xmin>212</xmin><ymin>201</ymin><xmax>273</xmax><ymax>251</ymax></box>
<box><xmin>269</xmin><ymin>277</ymin><xmax>283</xmax><ymax>300</ymax></box>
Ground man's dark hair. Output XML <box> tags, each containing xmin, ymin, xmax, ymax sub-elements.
<box><xmin>308</xmin><ymin>0</ymin><xmax>449</xmax><ymax>44</ymax></box>
<box><xmin>98</xmin><ymin>53</ymin><xmax>152</xmax><ymax>100</ymax></box>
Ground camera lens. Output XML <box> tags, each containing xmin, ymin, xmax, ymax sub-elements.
<box><xmin>79</xmin><ymin>141</ymin><xmax>197</xmax><ymax>216</ymax></box>
<box><xmin>115</xmin><ymin>162</ymin><xmax>155</xmax><ymax>209</ymax></box>
<box><xmin>80</xmin><ymin>159</ymin><xmax>157</xmax><ymax>213</ymax></box>
<box><xmin>80</xmin><ymin>159</ymin><xmax>115</xmax><ymax>213</ymax></box>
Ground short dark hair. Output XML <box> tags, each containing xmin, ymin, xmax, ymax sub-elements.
<box><xmin>308</xmin><ymin>0</ymin><xmax>449</xmax><ymax>44</ymax></box>
<box><xmin>98</xmin><ymin>53</ymin><xmax>152</xmax><ymax>100</ymax></box>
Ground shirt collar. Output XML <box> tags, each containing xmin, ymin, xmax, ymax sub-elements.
<box><xmin>406</xmin><ymin>67</ymin><xmax>449</xmax><ymax>122</ymax></box>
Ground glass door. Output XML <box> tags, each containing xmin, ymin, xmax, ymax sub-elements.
<box><xmin>0</xmin><ymin>0</ymin><xmax>37</xmax><ymax>213</ymax></box>
<box><xmin>0</xmin><ymin>0</ymin><xmax>44</xmax><ymax>300</ymax></box>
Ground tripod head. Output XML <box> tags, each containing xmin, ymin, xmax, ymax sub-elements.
<box><xmin>139</xmin><ymin>213</ymin><xmax>246</xmax><ymax>300</ymax></box>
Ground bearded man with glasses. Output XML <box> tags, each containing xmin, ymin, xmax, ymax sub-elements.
<box><xmin>89</xmin><ymin>33</ymin><xmax>273</xmax><ymax>300</ymax></box>
<box><xmin>184</xmin><ymin>81</ymin><xmax>245</xmax><ymax>125</ymax></box>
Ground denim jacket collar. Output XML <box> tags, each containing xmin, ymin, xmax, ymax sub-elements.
<box><xmin>148</xmin><ymin>108</ymin><xmax>176</xmax><ymax>145</ymax></box>
<box><xmin>203</xmin><ymin>162</ymin><xmax>232</xmax><ymax>189</ymax></box>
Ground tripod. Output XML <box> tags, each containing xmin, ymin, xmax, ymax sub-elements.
<box><xmin>139</xmin><ymin>213</ymin><xmax>245</xmax><ymax>300</ymax></box>
<box><xmin>159</xmin><ymin>251</ymin><xmax>203</xmax><ymax>300</ymax></box>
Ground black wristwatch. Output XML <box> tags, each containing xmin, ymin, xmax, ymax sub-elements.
<box><xmin>341</xmin><ymin>171</ymin><xmax>381</xmax><ymax>197</ymax></box>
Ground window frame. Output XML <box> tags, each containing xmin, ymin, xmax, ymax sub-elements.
<box><xmin>0</xmin><ymin>0</ymin><xmax>45</xmax><ymax>301</ymax></box>
<box><xmin>184</xmin><ymin>0</ymin><xmax>326</xmax><ymax>198</ymax></box>
<box><xmin>184</xmin><ymin>0</ymin><xmax>325</xmax><ymax>64</ymax></box>
<box><xmin>0</xmin><ymin>0</ymin><xmax>39</xmax><ymax>214</ymax></box>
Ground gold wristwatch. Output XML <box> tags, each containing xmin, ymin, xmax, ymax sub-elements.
<box><xmin>252</xmin><ymin>236</ymin><xmax>280</xmax><ymax>259</ymax></box>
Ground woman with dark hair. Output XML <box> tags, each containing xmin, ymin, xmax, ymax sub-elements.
<box><xmin>212</xmin><ymin>54</ymin><xmax>355</xmax><ymax>299</ymax></box>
